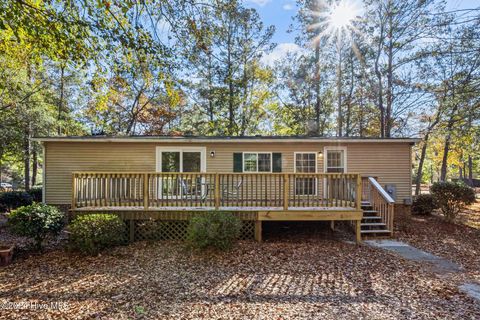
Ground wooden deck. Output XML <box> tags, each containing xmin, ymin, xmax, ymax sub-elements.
<box><xmin>71</xmin><ymin>172</ymin><xmax>366</xmax><ymax>242</ymax></box>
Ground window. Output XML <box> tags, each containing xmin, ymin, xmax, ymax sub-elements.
<box><xmin>243</xmin><ymin>152</ymin><xmax>272</xmax><ymax>172</ymax></box>
<box><xmin>295</xmin><ymin>153</ymin><xmax>316</xmax><ymax>173</ymax></box>
<box><xmin>295</xmin><ymin>152</ymin><xmax>317</xmax><ymax>195</ymax></box>
<box><xmin>324</xmin><ymin>148</ymin><xmax>346</xmax><ymax>173</ymax></box>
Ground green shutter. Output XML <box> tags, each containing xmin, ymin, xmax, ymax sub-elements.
<box><xmin>233</xmin><ymin>153</ymin><xmax>243</xmax><ymax>172</ymax></box>
<box><xmin>272</xmin><ymin>153</ymin><xmax>282</xmax><ymax>172</ymax></box>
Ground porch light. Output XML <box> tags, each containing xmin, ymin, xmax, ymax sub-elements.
<box><xmin>318</xmin><ymin>151</ymin><xmax>323</xmax><ymax>157</ymax></box>
<box><xmin>210</xmin><ymin>151</ymin><xmax>215</xmax><ymax>158</ymax></box>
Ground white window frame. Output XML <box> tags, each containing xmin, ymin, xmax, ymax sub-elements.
<box><xmin>156</xmin><ymin>146</ymin><xmax>207</xmax><ymax>172</ymax></box>
<box><xmin>323</xmin><ymin>146</ymin><xmax>347</xmax><ymax>173</ymax></box>
<box><xmin>294</xmin><ymin>152</ymin><xmax>318</xmax><ymax>196</ymax></box>
<box><xmin>242</xmin><ymin>152</ymin><xmax>273</xmax><ymax>173</ymax></box>
<box><xmin>293</xmin><ymin>152</ymin><xmax>318</xmax><ymax>174</ymax></box>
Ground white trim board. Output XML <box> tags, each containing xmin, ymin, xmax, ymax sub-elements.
<box><xmin>323</xmin><ymin>146</ymin><xmax>347</xmax><ymax>173</ymax></box>
<box><xmin>155</xmin><ymin>146</ymin><xmax>206</xmax><ymax>172</ymax></box>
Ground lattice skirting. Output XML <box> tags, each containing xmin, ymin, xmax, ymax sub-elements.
<box><xmin>125</xmin><ymin>219</ymin><xmax>255</xmax><ymax>241</ymax></box>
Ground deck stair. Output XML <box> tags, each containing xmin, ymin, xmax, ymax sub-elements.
<box><xmin>360</xmin><ymin>201</ymin><xmax>391</xmax><ymax>237</ymax></box>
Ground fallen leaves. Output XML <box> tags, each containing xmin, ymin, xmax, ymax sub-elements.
<box><xmin>0</xmin><ymin>235</ymin><xmax>478</xmax><ymax>319</ymax></box>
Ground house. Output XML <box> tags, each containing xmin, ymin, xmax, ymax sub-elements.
<box><xmin>32</xmin><ymin>135</ymin><xmax>417</xmax><ymax>243</ymax></box>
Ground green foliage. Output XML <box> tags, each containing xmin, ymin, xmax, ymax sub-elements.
<box><xmin>430</xmin><ymin>182</ymin><xmax>476</xmax><ymax>222</ymax></box>
<box><xmin>69</xmin><ymin>214</ymin><xmax>126</xmax><ymax>255</ymax></box>
<box><xmin>8</xmin><ymin>203</ymin><xmax>65</xmax><ymax>250</ymax></box>
<box><xmin>0</xmin><ymin>191</ymin><xmax>33</xmax><ymax>211</ymax></box>
<box><xmin>28</xmin><ymin>187</ymin><xmax>43</xmax><ymax>202</ymax></box>
<box><xmin>187</xmin><ymin>211</ymin><xmax>242</xmax><ymax>251</ymax></box>
<box><xmin>412</xmin><ymin>194</ymin><xmax>437</xmax><ymax>215</ymax></box>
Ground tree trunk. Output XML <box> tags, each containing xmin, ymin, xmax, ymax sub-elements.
<box><xmin>385</xmin><ymin>13</ymin><xmax>394</xmax><ymax>138</ymax></box>
<box><xmin>0</xmin><ymin>149</ymin><xmax>3</xmax><ymax>185</ymax></box>
<box><xmin>468</xmin><ymin>155</ymin><xmax>473</xmax><ymax>185</ymax></box>
<box><xmin>345</xmin><ymin>54</ymin><xmax>354</xmax><ymax>137</ymax></box>
<box><xmin>440</xmin><ymin>131</ymin><xmax>451</xmax><ymax>182</ymax></box>
<box><xmin>336</xmin><ymin>42</ymin><xmax>343</xmax><ymax>137</ymax></box>
<box><xmin>207</xmin><ymin>53</ymin><xmax>214</xmax><ymax>126</ymax></box>
<box><xmin>374</xmin><ymin>9</ymin><xmax>385</xmax><ymax>138</ymax></box>
<box><xmin>374</xmin><ymin>53</ymin><xmax>384</xmax><ymax>137</ymax></box>
<box><xmin>415</xmin><ymin>135</ymin><xmax>429</xmax><ymax>195</ymax></box>
<box><xmin>58</xmin><ymin>64</ymin><xmax>65</xmax><ymax>135</ymax></box>
<box><xmin>24</xmin><ymin>129</ymin><xmax>31</xmax><ymax>191</ymax></box>
<box><xmin>315</xmin><ymin>44</ymin><xmax>321</xmax><ymax>135</ymax></box>
<box><xmin>226</xmin><ymin>29</ymin><xmax>235</xmax><ymax>136</ymax></box>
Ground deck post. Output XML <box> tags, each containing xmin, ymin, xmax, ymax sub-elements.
<box><xmin>254</xmin><ymin>220</ymin><xmax>262</xmax><ymax>242</ymax></box>
<box><xmin>129</xmin><ymin>219</ymin><xmax>135</xmax><ymax>242</ymax></box>
<box><xmin>355</xmin><ymin>220</ymin><xmax>361</xmax><ymax>244</ymax></box>
<box><xmin>71</xmin><ymin>173</ymin><xmax>76</xmax><ymax>210</ymax></box>
<box><xmin>143</xmin><ymin>173</ymin><xmax>149</xmax><ymax>210</ymax></box>
<box><xmin>215</xmin><ymin>173</ymin><xmax>220</xmax><ymax>209</ymax></box>
<box><xmin>356</xmin><ymin>174</ymin><xmax>362</xmax><ymax>210</ymax></box>
<box><xmin>389</xmin><ymin>203</ymin><xmax>394</xmax><ymax>236</ymax></box>
<box><xmin>283</xmin><ymin>174</ymin><xmax>289</xmax><ymax>210</ymax></box>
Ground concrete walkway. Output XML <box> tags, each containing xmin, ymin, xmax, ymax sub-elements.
<box><xmin>365</xmin><ymin>239</ymin><xmax>462</xmax><ymax>273</ymax></box>
<box><xmin>365</xmin><ymin>239</ymin><xmax>480</xmax><ymax>304</ymax></box>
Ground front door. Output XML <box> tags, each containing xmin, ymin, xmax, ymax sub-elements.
<box><xmin>323</xmin><ymin>147</ymin><xmax>347</xmax><ymax>202</ymax></box>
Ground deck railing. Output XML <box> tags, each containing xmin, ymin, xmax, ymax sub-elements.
<box><xmin>72</xmin><ymin>172</ymin><xmax>362</xmax><ymax>211</ymax></box>
<box><xmin>363</xmin><ymin>176</ymin><xmax>395</xmax><ymax>233</ymax></box>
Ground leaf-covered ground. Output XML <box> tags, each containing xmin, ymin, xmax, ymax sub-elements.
<box><xmin>1</xmin><ymin>232</ymin><xmax>479</xmax><ymax>319</ymax></box>
<box><xmin>1</xmin><ymin>204</ymin><xmax>480</xmax><ymax>319</ymax></box>
<box><xmin>396</xmin><ymin>200</ymin><xmax>480</xmax><ymax>282</ymax></box>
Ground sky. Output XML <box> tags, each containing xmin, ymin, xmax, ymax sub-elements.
<box><xmin>244</xmin><ymin>0</ymin><xmax>479</xmax><ymax>65</ymax></box>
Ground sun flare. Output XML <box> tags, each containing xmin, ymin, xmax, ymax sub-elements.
<box><xmin>308</xmin><ymin>0</ymin><xmax>361</xmax><ymax>45</ymax></box>
<box><xmin>328</xmin><ymin>1</ymin><xmax>357</xmax><ymax>29</ymax></box>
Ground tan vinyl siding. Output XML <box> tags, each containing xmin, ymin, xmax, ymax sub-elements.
<box><xmin>346</xmin><ymin>143</ymin><xmax>412</xmax><ymax>203</ymax></box>
<box><xmin>44</xmin><ymin>141</ymin><xmax>412</xmax><ymax>205</ymax></box>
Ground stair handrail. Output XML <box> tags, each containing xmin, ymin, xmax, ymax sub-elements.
<box><xmin>365</xmin><ymin>176</ymin><xmax>395</xmax><ymax>236</ymax></box>
<box><xmin>368</xmin><ymin>177</ymin><xmax>395</xmax><ymax>203</ymax></box>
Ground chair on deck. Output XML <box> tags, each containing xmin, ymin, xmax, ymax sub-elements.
<box><xmin>222</xmin><ymin>177</ymin><xmax>244</xmax><ymax>201</ymax></box>
<box><xmin>180</xmin><ymin>178</ymin><xmax>209</xmax><ymax>202</ymax></box>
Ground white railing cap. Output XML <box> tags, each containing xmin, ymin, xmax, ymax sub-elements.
<box><xmin>368</xmin><ymin>177</ymin><xmax>395</xmax><ymax>203</ymax></box>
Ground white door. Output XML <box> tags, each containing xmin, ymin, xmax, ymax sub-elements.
<box><xmin>323</xmin><ymin>147</ymin><xmax>347</xmax><ymax>202</ymax></box>
<box><xmin>156</xmin><ymin>147</ymin><xmax>206</xmax><ymax>198</ymax></box>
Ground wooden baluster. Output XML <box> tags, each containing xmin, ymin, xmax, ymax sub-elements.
<box><xmin>100</xmin><ymin>174</ymin><xmax>104</xmax><ymax>207</ymax></box>
<box><xmin>143</xmin><ymin>173</ymin><xmax>148</xmax><ymax>210</ymax></box>
<box><xmin>80</xmin><ymin>174</ymin><xmax>84</xmax><ymax>207</ymax></box>
<box><xmin>114</xmin><ymin>174</ymin><xmax>118</xmax><ymax>207</ymax></box>
<box><xmin>283</xmin><ymin>173</ymin><xmax>289</xmax><ymax>210</ymax></box>
<box><xmin>214</xmin><ymin>173</ymin><xmax>219</xmax><ymax>209</ymax></box>
<box><xmin>71</xmin><ymin>173</ymin><xmax>77</xmax><ymax>210</ymax></box>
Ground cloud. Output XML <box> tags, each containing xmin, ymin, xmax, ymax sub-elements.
<box><xmin>245</xmin><ymin>0</ymin><xmax>271</xmax><ymax>6</ymax></box>
<box><xmin>282</xmin><ymin>3</ymin><xmax>294</xmax><ymax>10</ymax></box>
<box><xmin>261</xmin><ymin>43</ymin><xmax>305</xmax><ymax>66</ymax></box>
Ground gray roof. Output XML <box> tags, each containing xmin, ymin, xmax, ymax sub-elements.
<box><xmin>32</xmin><ymin>135</ymin><xmax>419</xmax><ymax>144</ymax></box>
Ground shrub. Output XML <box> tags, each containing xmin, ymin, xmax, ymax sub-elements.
<box><xmin>0</xmin><ymin>191</ymin><xmax>33</xmax><ymax>211</ymax></box>
<box><xmin>69</xmin><ymin>214</ymin><xmax>126</xmax><ymax>255</ymax></box>
<box><xmin>412</xmin><ymin>194</ymin><xmax>437</xmax><ymax>215</ymax></box>
<box><xmin>28</xmin><ymin>187</ymin><xmax>43</xmax><ymax>202</ymax></box>
<box><xmin>430</xmin><ymin>181</ymin><xmax>476</xmax><ymax>222</ymax></box>
<box><xmin>187</xmin><ymin>211</ymin><xmax>242</xmax><ymax>251</ymax></box>
<box><xmin>8</xmin><ymin>203</ymin><xmax>65</xmax><ymax>250</ymax></box>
